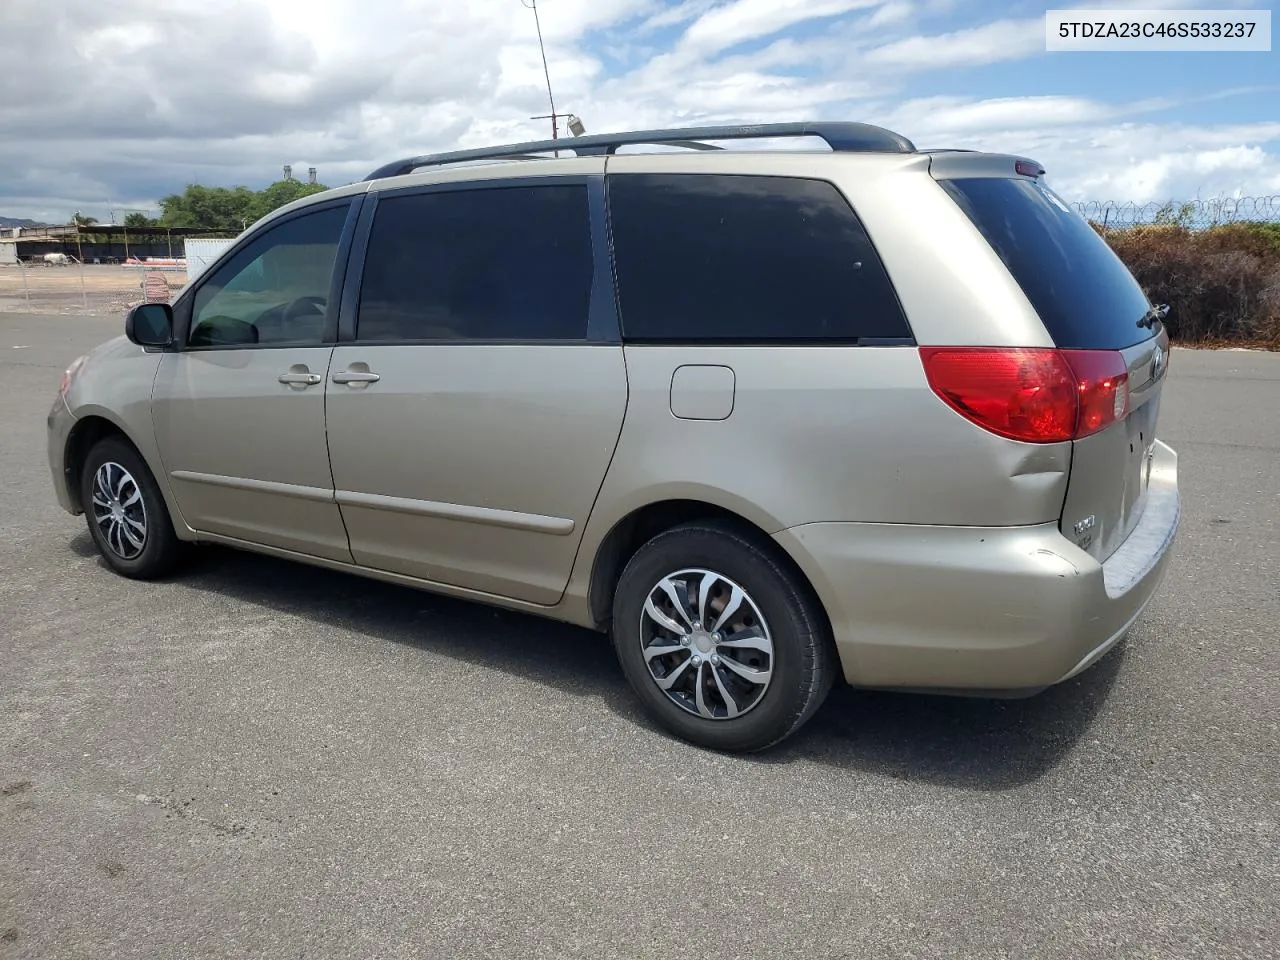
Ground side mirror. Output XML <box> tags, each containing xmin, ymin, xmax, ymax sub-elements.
<box><xmin>125</xmin><ymin>302</ymin><xmax>174</xmax><ymax>347</ymax></box>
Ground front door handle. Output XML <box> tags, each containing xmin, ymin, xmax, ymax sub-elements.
<box><xmin>278</xmin><ymin>365</ymin><xmax>322</xmax><ymax>389</ymax></box>
<box><xmin>332</xmin><ymin>363</ymin><xmax>380</xmax><ymax>386</ymax></box>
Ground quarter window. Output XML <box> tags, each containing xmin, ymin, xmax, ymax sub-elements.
<box><xmin>938</xmin><ymin>177</ymin><xmax>1154</xmax><ymax>350</ymax></box>
<box><xmin>607</xmin><ymin>174</ymin><xmax>910</xmax><ymax>342</ymax></box>
<box><xmin>189</xmin><ymin>204</ymin><xmax>349</xmax><ymax>347</ymax></box>
<box><xmin>356</xmin><ymin>185</ymin><xmax>594</xmax><ymax>342</ymax></box>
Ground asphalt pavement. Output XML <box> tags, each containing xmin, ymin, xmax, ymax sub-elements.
<box><xmin>2</xmin><ymin>311</ymin><xmax>1277</xmax><ymax>959</ymax></box>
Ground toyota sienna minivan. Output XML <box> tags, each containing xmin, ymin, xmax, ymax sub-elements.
<box><xmin>48</xmin><ymin>122</ymin><xmax>1180</xmax><ymax>751</ymax></box>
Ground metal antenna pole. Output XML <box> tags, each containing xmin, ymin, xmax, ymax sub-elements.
<box><xmin>522</xmin><ymin>0</ymin><xmax>557</xmax><ymax>141</ymax></box>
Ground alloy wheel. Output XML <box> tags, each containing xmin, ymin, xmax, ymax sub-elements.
<box><xmin>639</xmin><ymin>568</ymin><xmax>774</xmax><ymax>720</ymax></box>
<box><xmin>90</xmin><ymin>461</ymin><xmax>148</xmax><ymax>560</ymax></box>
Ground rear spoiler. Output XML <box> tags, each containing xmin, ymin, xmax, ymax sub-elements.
<box><xmin>924</xmin><ymin>150</ymin><xmax>1046</xmax><ymax>181</ymax></box>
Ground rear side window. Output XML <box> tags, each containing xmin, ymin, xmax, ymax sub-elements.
<box><xmin>607</xmin><ymin>174</ymin><xmax>910</xmax><ymax>342</ymax></box>
<box><xmin>357</xmin><ymin>185</ymin><xmax>593</xmax><ymax>341</ymax></box>
<box><xmin>939</xmin><ymin>177</ymin><xmax>1153</xmax><ymax>350</ymax></box>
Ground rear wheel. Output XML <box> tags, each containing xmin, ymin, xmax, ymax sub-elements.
<box><xmin>612</xmin><ymin>522</ymin><xmax>836</xmax><ymax>752</ymax></box>
<box><xmin>80</xmin><ymin>437</ymin><xmax>184</xmax><ymax>580</ymax></box>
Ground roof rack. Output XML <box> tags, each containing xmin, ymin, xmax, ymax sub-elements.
<box><xmin>363</xmin><ymin>121</ymin><xmax>917</xmax><ymax>181</ymax></box>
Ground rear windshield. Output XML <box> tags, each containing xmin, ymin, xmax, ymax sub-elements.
<box><xmin>939</xmin><ymin>177</ymin><xmax>1154</xmax><ymax>350</ymax></box>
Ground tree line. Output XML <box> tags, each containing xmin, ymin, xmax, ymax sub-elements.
<box><xmin>71</xmin><ymin>179</ymin><xmax>331</xmax><ymax>231</ymax></box>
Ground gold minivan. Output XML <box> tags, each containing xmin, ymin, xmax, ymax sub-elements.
<box><xmin>48</xmin><ymin>122</ymin><xmax>1180</xmax><ymax>751</ymax></box>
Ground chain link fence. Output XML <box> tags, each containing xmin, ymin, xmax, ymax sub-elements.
<box><xmin>1073</xmin><ymin>195</ymin><xmax>1280</xmax><ymax>228</ymax></box>
<box><xmin>0</xmin><ymin>261</ymin><xmax>187</xmax><ymax>314</ymax></box>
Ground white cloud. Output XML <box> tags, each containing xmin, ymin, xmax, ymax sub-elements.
<box><xmin>883</xmin><ymin>95</ymin><xmax>1116</xmax><ymax>133</ymax></box>
<box><xmin>1191</xmin><ymin>145</ymin><xmax>1269</xmax><ymax>174</ymax></box>
<box><xmin>864</xmin><ymin>17</ymin><xmax>1043</xmax><ymax>68</ymax></box>
<box><xmin>528</xmin><ymin>0</ymin><xmax>656</xmax><ymax>42</ymax></box>
<box><xmin>1071</xmin><ymin>0</ymin><xmax>1241</xmax><ymax>9</ymax></box>
<box><xmin>681</xmin><ymin>0</ymin><xmax>883</xmax><ymax>54</ymax></box>
<box><xmin>672</xmin><ymin>73</ymin><xmax>866</xmax><ymax>112</ymax></box>
<box><xmin>1061</xmin><ymin>130</ymin><xmax>1280</xmax><ymax>202</ymax></box>
<box><xmin>865</xmin><ymin>1</ymin><xmax>914</xmax><ymax>28</ymax></box>
<box><xmin>641</xmin><ymin>0</ymin><xmax>720</xmax><ymax>30</ymax></box>
<box><xmin>860</xmin><ymin>89</ymin><xmax>1280</xmax><ymax>202</ymax></box>
<box><xmin>859</xmin><ymin>0</ymin><xmax>1254</xmax><ymax>71</ymax></box>
<box><xmin>1</xmin><ymin>0</ymin><xmax>1277</xmax><ymax>222</ymax></box>
<box><xmin>862</xmin><ymin>83</ymin><xmax>1280</xmax><ymax>197</ymax></box>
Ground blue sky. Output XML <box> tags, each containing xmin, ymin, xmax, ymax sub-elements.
<box><xmin>1</xmin><ymin>0</ymin><xmax>1276</xmax><ymax>223</ymax></box>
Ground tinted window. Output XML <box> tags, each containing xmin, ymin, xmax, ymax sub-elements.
<box><xmin>357</xmin><ymin>186</ymin><xmax>593</xmax><ymax>341</ymax></box>
<box><xmin>607</xmin><ymin>174</ymin><xmax>909</xmax><ymax>342</ymax></box>
<box><xmin>190</xmin><ymin>204</ymin><xmax>348</xmax><ymax>347</ymax></box>
<box><xmin>940</xmin><ymin>177</ymin><xmax>1154</xmax><ymax>350</ymax></box>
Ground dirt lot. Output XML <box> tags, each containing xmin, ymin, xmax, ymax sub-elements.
<box><xmin>0</xmin><ymin>263</ymin><xmax>188</xmax><ymax>317</ymax></box>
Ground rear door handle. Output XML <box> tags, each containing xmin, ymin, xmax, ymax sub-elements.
<box><xmin>332</xmin><ymin>371</ymin><xmax>380</xmax><ymax>383</ymax></box>
<box><xmin>278</xmin><ymin>366</ymin><xmax>322</xmax><ymax>388</ymax></box>
<box><xmin>332</xmin><ymin>366</ymin><xmax>380</xmax><ymax>385</ymax></box>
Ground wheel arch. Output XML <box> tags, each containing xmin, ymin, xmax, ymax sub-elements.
<box><xmin>62</xmin><ymin>413</ymin><xmax>144</xmax><ymax>514</ymax></box>
<box><xmin>585</xmin><ymin>498</ymin><xmax>830</xmax><ymax>635</ymax></box>
<box><xmin>62</xmin><ymin>409</ymin><xmax>190</xmax><ymax>539</ymax></box>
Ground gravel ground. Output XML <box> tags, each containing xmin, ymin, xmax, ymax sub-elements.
<box><xmin>1</xmin><ymin>312</ymin><xmax>1277</xmax><ymax>959</ymax></box>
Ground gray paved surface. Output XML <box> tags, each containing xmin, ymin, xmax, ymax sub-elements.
<box><xmin>1</xmin><ymin>312</ymin><xmax>1277</xmax><ymax>959</ymax></box>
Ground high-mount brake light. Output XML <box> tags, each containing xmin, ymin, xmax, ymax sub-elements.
<box><xmin>919</xmin><ymin>347</ymin><xmax>1129</xmax><ymax>444</ymax></box>
<box><xmin>1014</xmin><ymin>159</ymin><xmax>1044</xmax><ymax>177</ymax></box>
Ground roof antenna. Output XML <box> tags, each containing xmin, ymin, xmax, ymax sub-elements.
<box><xmin>521</xmin><ymin>0</ymin><xmax>559</xmax><ymax>153</ymax></box>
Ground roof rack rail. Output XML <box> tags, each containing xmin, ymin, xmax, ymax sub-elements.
<box><xmin>363</xmin><ymin>121</ymin><xmax>916</xmax><ymax>181</ymax></box>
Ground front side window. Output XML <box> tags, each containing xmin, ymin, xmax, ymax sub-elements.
<box><xmin>356</xmin><ymin>185</ymin><xmax>593</xmax><ymax>342</ymax></box>
<box><xmin>607</xmin><ymin>173</ymin><xmax>911</xmax><ymax>342</ymax></box>
<box><xmin>189</xmin><ymin>204</ymin><xmax>349</xmax><ymax>347</ymax></box>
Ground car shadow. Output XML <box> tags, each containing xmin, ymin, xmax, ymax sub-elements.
<box><xmin>67</xmin><ymin>530</ymin><xmax>100</xmax><ymax>558</ymax></box>
<box><xmin>78</xmin><ymin>535</ymin><xmax>1125</xmax><ymax>791</ymax></box>
<box><xmin>763</xmin><ymin>645</ymin><xmax>1126</xmax><ymax>789</ymax></box>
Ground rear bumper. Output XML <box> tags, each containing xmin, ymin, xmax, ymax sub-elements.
<box><xmin>47</xmin><ymin>393</ymin><xmax>78</xmax><ymax>515</ymax></box>
<box><xmin>774</xmin><ymin>440</ymin><xmax>1180</xmax><ymax>692</ymax></box>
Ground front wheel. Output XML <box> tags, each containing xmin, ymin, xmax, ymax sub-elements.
<box><xmin>612</xmin><ymin>522</ymin><xmax>837</xmax><ymax>752</ymax></box>
<box><xmin>80</xmin><ymin>437</ymin><xmax>184</xmax><ymax>580</ymax></box>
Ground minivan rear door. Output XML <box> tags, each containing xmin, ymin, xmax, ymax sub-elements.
<box><xmin>936</xmin><ymin>171</ymin><xmax>1169</xmax><ymax>560</ymax></box>
<box><xmin>323</xmin><ymin>167</ymin><xmax>628</xmax><ymax>606</ymax></box>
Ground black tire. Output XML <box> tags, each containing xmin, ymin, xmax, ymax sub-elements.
<box><xmin>80</xmin><ymin>436</ymin><xmax>185</xmax><ymax>580</ymax></box>
<box><xmin>612</xmin><ymin>521</ymin><xmax>837</xmax><ymax>752</ymax></box>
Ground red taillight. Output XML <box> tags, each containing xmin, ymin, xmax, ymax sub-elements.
<box><xmin>919</xmin><ymin>347</ymin><xmax>1129</xmax><ymax>444</ymax></box>
<box><xmin>1060</xmin><ymin>348</ymin><xmax>1130</xmax><ymax>436</ymax></box>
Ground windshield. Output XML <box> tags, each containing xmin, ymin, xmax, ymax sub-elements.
<box><xmin>940</xmin><ymin>176</ymin><xmax>1154</xmax><ymax>350</ymax></box>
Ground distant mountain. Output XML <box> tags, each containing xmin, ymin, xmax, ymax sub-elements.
<box><xmin>0</xmin><ymin>216</ymin><xmax>47</xmax><ymax>229</ymax></box>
